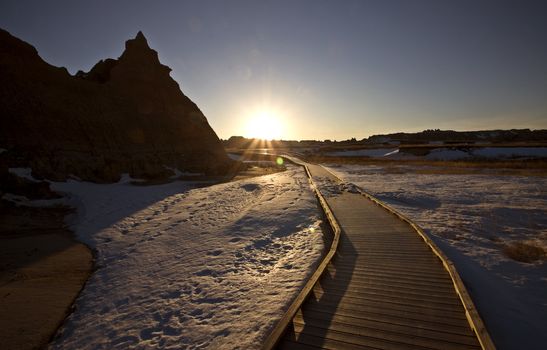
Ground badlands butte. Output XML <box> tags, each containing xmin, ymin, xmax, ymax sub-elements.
<box><xmin>0</xmin><ymin>29</ymin><xmax>233</xmax><ymax>183</ymax></box>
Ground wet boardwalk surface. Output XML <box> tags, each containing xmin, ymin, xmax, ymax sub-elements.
<box><xmin>278</xmin><ymin>163</ymin><xmax>481</xmax><ymax>350</ymax></box>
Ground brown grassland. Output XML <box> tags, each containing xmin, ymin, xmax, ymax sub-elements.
<box><xmin>503</xmin><ymin>241</ymin><xmax>546</xmax><ymax>263</ymax></box>
<box><xmin>303</xmin><ymin>155</ymin><xmax>547</xmax><ymax>176</ymax></box>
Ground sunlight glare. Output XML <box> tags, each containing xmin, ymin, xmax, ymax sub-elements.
<box><xmin>245</xmin><ymin>111</ymin><xmax>284</xmax><ymax>140</ymax></box>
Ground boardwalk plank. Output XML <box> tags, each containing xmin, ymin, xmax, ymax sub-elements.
<box><xmin>314</xmin><ymin>281</ymin><xmax>461</xmax><ymax>302</ymax></box>
<box><xmin>292</xmin><ymin>314</ymin><xmax>478</xmax><ymax>346</ymax></box>
<box><xmin>276</xmin><ymin>163</ymin><xmax>482</xmax><ymax>350</ymax></box>
<box><xmin>327</xmin><ymin>266</ymin><xmax>453</xmax><ymax>282</ymax></box>
<box><xmin>297</xmin><ymin>308</ymin><xmax>475</xmax><ymax>336</ymax></box>
<box><xmin>292</xmin><ymin>320</ymin><xmax>481</xmax><ymax>350</ymax></box>
<box><xmin>289</xmin><ymin>324</ymin><xmax>477</xmax><ymax>350</ymax></box>
<box><xmin>327</xmin><ymin>274</ymin><xmax>455</xmax><ymax>289</ymax></box>
<box><xmin>306</xmin><ymin>291</ymin><xmax>467</xmax><ymax>319</ymax></box>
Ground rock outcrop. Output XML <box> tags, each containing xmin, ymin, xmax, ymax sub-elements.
<box><xmin>0</xmin><ymin>29</ymin><xmax>232</xmax><ymax>182</ymax></box>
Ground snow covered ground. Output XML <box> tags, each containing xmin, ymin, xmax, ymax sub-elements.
<box><xmin>325</xmin><ymin>164</ymin><xmax>547</xmax><ymax>349</ymax></box>
<box><xmin>8</xmin><ymin>165</ymin><xmax>325</xmax><ymax>349</ymax></box>
<box><xmin>473</xmin><ymin>147</ymin><xmax>547</xmax><ymax>158</ymax></box>
<box><xmin>325</xmin><ymin>146</ymin><xmax>547</xmax><ymax>160</ymax></box>
<box><xmin>226</xmin><ymin>153</ymin><xmax>242</xmax><ymax>161</ymax></box>
<box><xmin>326</xmin><ymin>148</ymin><xmax>398</xmax><ymax>157</ymax></box>
<box><xmin>425</xmin><ymin>147</ymin><xmax>547</xmax><ymax>160</ymax></box>
<box><xmin>425</xmin><ymin>148</ymin><xmax>470</xmax><ymax>160</ymax></box>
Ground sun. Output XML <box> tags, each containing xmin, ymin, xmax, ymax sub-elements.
<box><xmin>245</xmin><ymin>111</ymin><xmax>284</xmax><ymax>140</ymax></box>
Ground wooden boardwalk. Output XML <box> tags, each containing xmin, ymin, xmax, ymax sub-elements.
<box><xmin>277</xmin><ymin>163</ymin><xmax>483</xmax><ymax>350</ymax></box>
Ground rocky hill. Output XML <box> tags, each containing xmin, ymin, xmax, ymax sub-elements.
<box><xmin>0</xmin><ymin>29</ymin><xmax>232</xmax><ymax>182</ymax></box>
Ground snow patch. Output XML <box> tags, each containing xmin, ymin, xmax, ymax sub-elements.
<box><xmin>8</xmin><ymin>167</ymin><xmax>40</xmax><ymax>182</ymax></box>
<box><xmin>227</xmin><ymin>153</ymin><xmax>243</xmax><ymax>161</ymax></box>
<box><xmin>425</xmin><ymin>148</ymin><xmax>470</xmax><ymax>160</ymax></box>
<box><xmin>472</xmin><ymin>147</ymin><xmax>547</xmax><ymax>159</ymax></box>
<box><xmin>324</xmin><ymin>147</ymin><xmax>547</xmax><ymax>161</ymax></box>
<box><xmin>51</xmin><ymin>165</ymin><xmax>325</xmax><ymax>349</ymax></box>
<box><xmin>163</xmin><ymin>165</ymin><xmax>183</xmax><ymax>179</ymax></box>
<box><xmin>383</xmin><ymin>149</ymin><xmax>400</xmax><ymax>157</ymax></box>
<box><xmin>163</xmin><ymin>166</ymin><xmax>203</xmax><ymax>179</ymax></box>
<box><xmin>1</xmin><ymin>193</ymin><xmax>67</xmax><ymax>207</ymax></box>
<box><xmin>327</xmin><ymin>148</ymin><xmax>397</xmax><ymax>157</ymax></box>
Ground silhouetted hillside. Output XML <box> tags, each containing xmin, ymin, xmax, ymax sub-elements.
<box><xmin>0</xmin><ymin>29</ymin><xmax>232</xmax><ymax>182</ymax></box>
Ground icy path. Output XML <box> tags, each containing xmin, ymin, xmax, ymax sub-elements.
<box><xmin>50</xmin><ymin>165</ymin><xmax>325</xmax><ymax>349</ymax></box>
<box><xmin>325</xmin><ymin>164</ymin><xmax>547</xmax><ymax>350</ymax></box>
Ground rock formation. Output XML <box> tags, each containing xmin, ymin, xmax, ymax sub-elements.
<box><xmin>0</xmin><ymin>29</ymin><xmax>232</xmax><ymax>182</ymax></box>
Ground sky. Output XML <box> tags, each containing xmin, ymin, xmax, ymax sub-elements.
<box><xmin>1</xmin><ymin>0</ymin><xmax>546</xmax><ymax>140</ymax></box>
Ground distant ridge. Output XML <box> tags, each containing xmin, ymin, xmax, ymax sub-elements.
<box><xmin>222</xmin><ymin>129</ymin><xmax>547</xmax><ymax>148</ymax></box>
<box><xmin>0</xmin><ymin>29</ymin><xmax>232</xmax><ymax>182</ymax></box>
<box><xmin>365</xmin><ymin>129</ymin><xmax>547</xmax><ymax>145</ymax></box>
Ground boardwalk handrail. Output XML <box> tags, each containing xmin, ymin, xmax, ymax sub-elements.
<box><xmin>320</xmin><ymin>164</ymin><xmax>496</xmax><ymax>350</ymax></box>
<box><xmin>261</xmin><ymin>159</ymin><xmax>342</xmax><ymax>350</ymax></box>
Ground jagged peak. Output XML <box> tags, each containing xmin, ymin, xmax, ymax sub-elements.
<box><xmin>124</xmin><ymin>31</ymin><xmax>151</xmax><ymax>52</ymax></box>
<box><xmin>134</xmin><ymin>31</ymin><xmax>147</xmax><ymax>45</ymax></box>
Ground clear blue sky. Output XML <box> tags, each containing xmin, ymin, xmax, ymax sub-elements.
<box><xmin>1</xmin><ymin>0</ymin><xmax>546</xmax><ymax>140</ymax></box>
